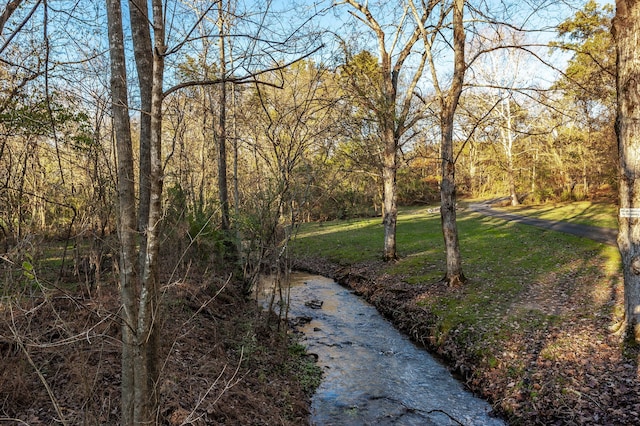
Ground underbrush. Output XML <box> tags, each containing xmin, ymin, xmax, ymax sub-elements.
<box><xmin>0</xmin><ymin>241</ymin><xmax>318</xmax><ymax>425</ymax></box>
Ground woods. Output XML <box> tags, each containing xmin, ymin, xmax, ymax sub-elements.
<box><xmin>0</xmin><ymin>0</ymin><xmax>635</xmax><ymax>424</ymax></box>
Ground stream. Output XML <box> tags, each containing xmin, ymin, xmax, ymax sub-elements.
<box><xmin>266</xmin><ymin>272</ymin><xmax>506</xmax><ymax>426</ymax></box>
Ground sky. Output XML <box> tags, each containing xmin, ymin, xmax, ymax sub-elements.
<box><xmin>0</xmin><ymin>0</ymin><xmax>612</xmax><ymax>112</ymax></box>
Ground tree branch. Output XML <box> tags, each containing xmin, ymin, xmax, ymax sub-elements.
<box><xmin>162</xmin><ymin>43</ymin><xmax>323</xmax><ymax>98</ymax></box>
<box><xmin>0</xmin><ymin>0</ymin><xmax>42</xmax><ymax>55</ymax></box>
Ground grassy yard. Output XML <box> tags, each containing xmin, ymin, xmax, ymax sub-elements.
<box><xmin>294</xmin><ymin>203</ymin><xmax>620</xmax><ymax>283</ymax></box>
<box><xmin>293</xmin><ymin>202</ymin><xmax>622</xmax><ymax>346</ymax></box>
<box><xmin>292</xmin><ymin>201</ymin><xmax>633</xmax><ymax>423</ymax></box>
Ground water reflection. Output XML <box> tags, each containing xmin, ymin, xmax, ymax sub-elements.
<box><xmin>283</xmin><ymin>272</ymin><xmax>505</xmax><ymax>426</ymax></box>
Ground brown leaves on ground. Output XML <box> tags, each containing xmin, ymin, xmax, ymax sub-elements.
<box><xmin>295</xmin><ymin>256</ymin><xmax>640</xmax><ymax>426</ymax></box>
<box><xmin>0</xmin><ymin>270</ymin><xmax>311</xmax><ymax>425</ymax></box>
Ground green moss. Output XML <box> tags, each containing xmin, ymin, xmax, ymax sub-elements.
<box><xmin>286</xmin><ymin>341</ymin><xmax>322</xmax><ymax>396</ymax></box>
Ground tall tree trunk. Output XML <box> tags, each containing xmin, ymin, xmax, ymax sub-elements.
<box><xmin>105</xmin><ymin>0</ymin><xmax>138</xmax><ymax>423</ymax></box>
<box><xmin>129</xmin><ymin>0</ymin><xmax>153</xmax><ymax>270</ymax></box>
<box><xmin>382</xmin><ymin>132</ymin><xmax>397</xmax><ymax>261</ymax></box>
<box><xmin>439</xmin><ymin>0</ymin><xmax>466</xmax><ymax>286</ymax></box>
<box><xmin>381</xmin><ymin>51</ymin><xmax>398</xmax><ymax>262</ymax></box>
<box><xmin>216</xmin><ymin>2</ymin><xmax>230</xmax><ymax>231</ymax></box>
<box><xmin>132</xmin><ymin>0</ymin><xmax>165</xmax><ymax>422</ymax></box>
<box><xmin>614</xmin><ymin>0</ymin><xmax>640</xmax><ymax>342</ymax></box>
<box><xmin>501</xmin><ymin>98</ymin><xmax>519</xmax><ymax>206</ymax></box>
<box><xmin>107</xmin><ymin>0</ymin><xmax>163</xmax><ymax>422</ymax></box>
<box><xmin>531</xmin><ymin>147</ymin><xmax>538</xmax><ymax>194</ymax></box>
<box><xmin>440</xmin><ymin>113</ymin><xmax>464</xmax><ymax>285</ymax></box>
<box><xmin>507</xmin><ymin>161</ymin><xmax>518</xmax><ymax>206</ymax></box>
<box><xmin>232</xmin><ymin>66</ymin><xmax>241</xmax><ymax>252</ymax></box>
<box><xmin>468</xmin><ymin>142</ymin><xmax>477</xmax><ymax>195</ymax></box>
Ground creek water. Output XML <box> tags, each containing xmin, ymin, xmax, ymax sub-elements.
<box><xmin>270</xmin><ymin>272</ymin><xmax>506</xmax><ymax>426</ymax></box>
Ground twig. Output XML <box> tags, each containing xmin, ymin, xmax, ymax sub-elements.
<box><xmin>156</xmin><ymin>273</ymin><xmax>232</xmax><ymax>406</ymax></box>
<box><xmin>183</xmin><ymin>274</ymin><xmax>232</xmax><ymax>325</ymax></box>
<box><xmin>0</xmin><ymin>418</ymin><xmax>31</xmax><ymax>425</ymax></box>
<box><xmin>566</xmin><ymin>387</ymin><xmax>603</xmax><ymax>411</ymax></box>
<box><xmin>182</xmin><ymin>347</ymin><xmax>247</xmax><ymax>425</ymax></box>
<box><xmin>22</xmin><ymin>311</ymin><xmax>116</xmax><ymax>349</ymax></box>
<box><xmin>9</xmin><ymin>304</ymin><xmax>68</xmax><ymax>426</ymax></box>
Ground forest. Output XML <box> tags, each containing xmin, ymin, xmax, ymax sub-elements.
<box><xmin>0</xmin><ymin>0</ymin><xmax>635</xmax><ymax>424</ymax></box>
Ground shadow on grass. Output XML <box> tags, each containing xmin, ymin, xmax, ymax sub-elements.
<box><xmin>411</xmin><ymin>211</ymin><xmax>631</xmax><ymax>423</ymax></box>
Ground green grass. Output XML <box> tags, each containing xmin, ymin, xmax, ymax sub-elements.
<box><xmin>292</xmin><ymin>202</ymin><xmax>622</xmax><ymax>364</ymax></box>
<box><xmin>291</xmin><ymin>216</ymin><xmax>384</xmax><ymax>264</ymax></box>
<box><xmin>294</xmin><ymin>203</ymin><xmax>617</xmax><ymax>274</ymax></box>
<box><xmin>497</xmin><ymin>200</ymin><xmax>618</xmax><ymax>229</ymax></box>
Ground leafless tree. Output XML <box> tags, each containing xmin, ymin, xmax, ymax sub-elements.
<box><xmin>613</xmin><ymin>0</ymin><xmax>640</xmax><ymax>343</ymax></box>
<box><xmin>338</xmin><ymin>0</ymin><xmax>432</xmax><ymax>261</ymax></box>
<box><xmin>105</xmin><ymin>0</ymin><xmax>323</xmax><ymax>420</ymax></box>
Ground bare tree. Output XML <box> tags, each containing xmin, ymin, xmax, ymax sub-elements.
<box><xmin>216</xmin><ymin>0</ymin><xmax>231</xmax><ymax>232</ymax></box>
<box><xmin>105</xmin><ymin>0</ymin><xmax>323</xmax><ymax>420</ymax></box>
<box><xmin>105</xmin><ymin>0</ymin><xmax>164</xmax><ymax>421</ymax></box>
<box><xmin>338</xmin><ymin>0</ymin><xmax>430</xmax><ymax>261</ymax></box>
<box><xmin>105</xmin><ymin>0</ymin><xmax>140</xmax><ymax>422</ymax></box>
<box><xmin>337</xmin><ymin>0</ymin><xmax>467</xmax><ymax>277</ymax></box>
<box><xmin>129</xmin><ymin>0</ymin><xmax>154</xmax><ymax>268</ymax></box>
<box><xmin>410</xmin><ymin>0</ymin><xmax>466</xmax><ymax>285</ymax></box>
<box><xmin>244</xmin><ymin>61</ymin><xmax>338</xmax><ymax>278</ymax></box>
<box><xmin>469</xmin><ymin>30</ymin><xmax>537</xmax><ymax>207</ymax></box>
<box><xmin>416</xmin><ymin>0</ymin><xmax>572</xmax><ymax>284</ymax></box>
<box><xmin>613</xmin><ymin>0</ymin><xmax>640</xmax><ymax>342</ymax></box>
<box><xmin>438</xmin><ymin>0</ymin><xmax>466</xmax><ymax>285</ymax></box>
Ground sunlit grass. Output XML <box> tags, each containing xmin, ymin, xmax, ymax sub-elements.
<box><xmin>497</xmin><ymin>201</ymin><xmax>617</xmax><ymax>229</ymax></box>
<box><xmin>292</xmin><ymin>216</ymin><xmax>384</xmax><ymax>264</ymax></box>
